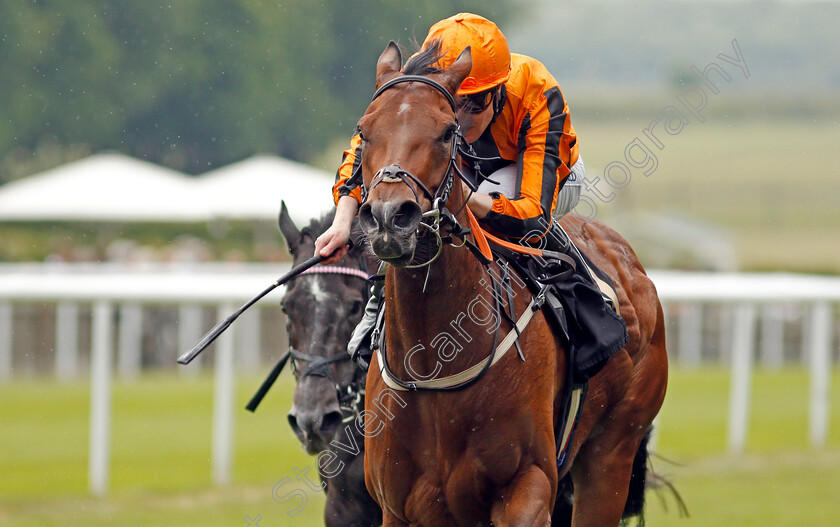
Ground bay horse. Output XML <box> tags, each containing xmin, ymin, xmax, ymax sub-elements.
<box><xmin>355</xmin><ymin>43</ymin><xmax>668</xmax><ymax>526</ymax></box>
<box><xmin>277</xmin><ymin>203</ymin><xmax>382</xmax><ymax>527</ymax></box>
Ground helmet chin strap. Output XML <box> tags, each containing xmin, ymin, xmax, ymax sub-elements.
<box><xmin>492</xmin><ymin>84</ymin><xmax>506</xmax><ymax>121</ymax></box>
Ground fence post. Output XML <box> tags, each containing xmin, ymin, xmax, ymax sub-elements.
<box><xmin>55</xmin><ymin>302</ymin><xmax>80</xmax><ymax>380</ymax></box>
<box><xmin>728</xmin><ymin>303</ymin><xmax>756</xmax><ymax>454</ymax></box>
<box><xmin>212</xmin><ymin>302</ymin><xmax>235</xmax><ymax>486</ymax></box>
<box><xmin>0</xmin><ymin>303</ymin><xmax>11</xmax><ymax>381</ymax></box>
<box><xmin>89</xmin><ymin>300</ymin><xmax>113</xmax><ymax>496</ymax></box>
<box><xmin>808</xmin><ymin>302</ymin><xmax>832</xmax><ymax>448</ymax></box>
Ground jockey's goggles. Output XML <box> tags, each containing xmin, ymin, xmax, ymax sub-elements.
<box><xmin>457</xmin><ymin>89</ymin><xmax>494</xmax><ymax>114</ymax></box>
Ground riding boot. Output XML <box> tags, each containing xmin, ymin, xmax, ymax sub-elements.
<box><xmin>538</xmin><ymin>220</ymin><xmax>629</xmax><ymax>382</ymax></box>
<box><xmin>346</xmin><ymin>279</ymin><xmax>383</xmax><ymax>371</ymax></box>
<box><xmin>543</xmin><ymin>221</ymin><xmax>619</xmax><ymax>313</ymax></box>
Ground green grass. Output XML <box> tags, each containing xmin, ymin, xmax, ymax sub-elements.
<box><xmin>655</xmin><ymin>367</ymin><xmax>840</xmax><ymax>457</ymax></box>
<box><xmin>644</xmin><ymin>450</ymin><xmax>840</xmax><ymax>527</ymax></box>
<box><xmin>576</xmin><ymin>113</ymin><xmax>840</xmax><ymax>273</ymax></box>
<box><xmin>1</xmin><ymin>368</ymin><xmax>839</xmax><ymax>526</ymax></box>
<box><xmin>646</xmin><ymin>367</ymin><xmax>840</xmax><ymax>527</ymax></box>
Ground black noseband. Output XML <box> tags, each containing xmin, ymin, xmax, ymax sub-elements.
<box><xmin>366</xmin><ymin>164</ymin><xmax>436</xmax><ymax>204</ymax></box>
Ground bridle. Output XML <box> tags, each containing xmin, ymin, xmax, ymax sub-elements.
<box><xmin>246</xmin><ymin>262</ymin><xmax>370</xmax><ymax>421</ymax></box>
<box><xmin>286</xmin><ymin>347</ymin><xmax>366</xmax><ymax>423</ymax></box>
<box><xmin>361</xmin><ymin>74</ymin><xmax>498</xmax><ymax>269</ymax></box>
<box><xmin>286</xmin><ymin>264</ymin><xmax>372</xmax><ymax>421</ymax></box>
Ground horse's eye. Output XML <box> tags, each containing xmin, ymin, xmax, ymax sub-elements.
<box><xmin>442</xmin><ymin>127</ymin><xmax>455</xmax><ymax>143</ymax></box>
<box><xmin>280</xmin><ymin>302</ymin><xmax>287</xmax><ymax>314</ymax></box>
<box><xmin>358</xmin><ymin>130</ymin><xmax>366</xmax><ymax>142</ymax></box>
<box><xmin>350</xmin><ymin>300</ymin><xmax>363</xmax><ymax>316</ymax></box>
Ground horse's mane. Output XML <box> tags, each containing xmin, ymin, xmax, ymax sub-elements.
<box><xmin>299</xmin><ymin>209</ymin><xmax>336</xmax><ymax>242</ymax></box>
<box><xmin>402</xmin><ymin>40</ymin><xmax>445</xmax><ymax>76</ymax></box>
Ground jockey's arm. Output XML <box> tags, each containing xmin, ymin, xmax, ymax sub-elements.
<box><xmin>315</xmin><ymin>195</ymin><xmax>358</xmax><ymax>264</ymax></box>
<box><xmin>316</xmin><ymin>132</ymin><xmax>365</xmax><ymax>264</ymax></box>
<box><xmin>477</xmin><ymin>85</ymin><xmax>576</xmax><ymax>240</ymax></box>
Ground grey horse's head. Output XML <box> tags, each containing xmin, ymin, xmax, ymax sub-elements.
<box><xmin>278</xmin><ymin>203</ymin><xmax>372</xmax><ymax>454</ymax></box>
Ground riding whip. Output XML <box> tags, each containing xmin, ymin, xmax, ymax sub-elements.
<box><xmin>176</xmin><ymin>241</ymin><xmax>351</xmax><ymax>365</ymax></box>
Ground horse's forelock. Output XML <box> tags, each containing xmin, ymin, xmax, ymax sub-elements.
<box><xmin>295</xmin><ymin>209</ymin><xmax>368</xmax><ymax>269</ymax></box>
<box><xmin>298</xmin><ymin>210</ymin><xmax>336</xmax><ymax>244</ymax></box>
<box><xmin>402</xmin><ymin>40</ymin><xmax>445</xmax><ymax>76</ymax></box>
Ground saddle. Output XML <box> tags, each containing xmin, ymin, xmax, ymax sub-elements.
<box><xmin>489</xmin><ymin>235</ymin><xmax>627</xmax><ymax>383</ymax></box>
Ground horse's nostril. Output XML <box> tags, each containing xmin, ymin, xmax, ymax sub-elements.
<box><xmin>287</xmin><ymin>413</ymin><xmax>302</xmax><ymax>435</ymax></box>
<box><xmin>391</xmin><ymin>200</ymin><xmax>422</xmax><ymax>233</ymax></box>
<box><xmin>358</xmin><ymin>203</ymin><xmax>378</xmax><ymax>233</ymax></box>
<box><xmin>320</xmin><ymin>411</ymin><xmax>344</xmax><ymax>438</ymax></box>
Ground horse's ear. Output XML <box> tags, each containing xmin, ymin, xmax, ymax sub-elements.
<box><xmin>375</xmin><ymin>41</ymin><xmax>402</xmax><ymax>89</ymax></box>
<box><xmin>278</xmin><ymin>201</ymin><xmax>301</xmax><ymax>255</ymax></box>
<box><xmin>437</xmin><ymin>46</ymin><xmax>472</xmax><ymax>96</ymax></box>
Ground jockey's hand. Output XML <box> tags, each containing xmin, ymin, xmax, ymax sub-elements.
<box><xmin>315</xmin><ymin>223</ymin><xmax>351</xmax><ymax>265</ymax></box>
<box><xmin>461</xmin><ymin>181</ymin><xmax>493</xmax><ymax>219</ymax></box>
<box><xmin>314</xmin><ymin>196</ymin><xmax>359</xmax><ymax>265</ymax></box>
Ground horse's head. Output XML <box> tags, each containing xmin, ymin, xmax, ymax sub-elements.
<box><xmin>278</xmin><ymin>203</ymin><xmax>371</xmax><ymax>454</ymax></box>
<box><xmin>357</xmin><ymin>42</ymin><xmax>473</xmax><ymax>267</ymax></box>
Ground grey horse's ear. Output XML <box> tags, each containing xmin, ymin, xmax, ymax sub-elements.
<box><xmin>277</xmin><ymin>201</ymin><xmax>300</xmax><ymax>256</ymax></box>
<box><xmin>375</xmin><ymin>41</ymin><xmax>402</xmax><ymax>89</ymax></box>
<box><xmin>436</xmin><ymin>46</ymin><xmax>472</xmax><ymax>96</ymax></box>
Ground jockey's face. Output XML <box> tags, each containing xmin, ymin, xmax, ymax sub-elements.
<box><xmin>457</xmin><ymin>90</ymin><xmax>496</xmax><ymax>143</ymax></box>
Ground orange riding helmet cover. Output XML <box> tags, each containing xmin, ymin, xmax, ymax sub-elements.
<box><xmin>422</xmin><ymin>13</ymin><xmax>512</xmax><ymax>95</ymax></box>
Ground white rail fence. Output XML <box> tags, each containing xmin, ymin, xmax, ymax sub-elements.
<box><xmin>0</xmin><ymin>264</ymin><xmax>837</xmax><ymax>496</ymax></box>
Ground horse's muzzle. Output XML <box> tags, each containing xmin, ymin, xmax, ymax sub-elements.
<box><xmin>288</xmin><ymin>405</ymin><xmax>343</xmax><ymax>455</ymax></box>
<box><xmin>359</xmin><ymin>199</ymin><xmax>422</xmax><ymax>266</ymax></box>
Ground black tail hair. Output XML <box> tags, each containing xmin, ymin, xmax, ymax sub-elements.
<box><xmin>621</xmin><ymin>426</ymin><xmax>690</xmax><ymax>526</ymax></box>
<box><xmin>621</xmin><ymin>426</ymin><xmax>652</xmax><ymax>523</ymax></box>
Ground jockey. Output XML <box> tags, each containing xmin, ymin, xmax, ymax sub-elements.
<box><xmin>315</xmin><ymin>13</ymin><xmax>625</xmax><ymax>376</ymax></box>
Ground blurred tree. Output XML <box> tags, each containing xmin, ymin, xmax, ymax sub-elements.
<box><xmin>0</xmin><ymin>0</ymin><xmax>123</xmax><ymax>174</ymax></box>
<box><xmin>0</xmin><ymin>0</ymin><xmax>512</xmax><ymax>181</ymax></box>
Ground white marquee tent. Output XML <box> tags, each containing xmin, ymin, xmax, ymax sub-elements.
<box><xmin>0</xmin><ymin>153</ymin><xmax>337</xmax><ymax>224</ymax></box>
<box><xmin>0</xmin><ymin>153</ymin><xmax>202</xmax><ymax>222</ymax></box>
<box><xmin>195</xmin><ymin>154</ymin><xmax>335</xmax><ymax>222</ymax></box>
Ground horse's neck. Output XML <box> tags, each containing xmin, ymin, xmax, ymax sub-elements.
<box><xmin>384</xmin><ymin>244</ymin><xmax>496</xmax><ymax>377</ymax></box>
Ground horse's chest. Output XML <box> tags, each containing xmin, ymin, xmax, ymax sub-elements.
<box><xmin>372</xmin><ymin>411</ymin><xmax>528</xmax><ymax>504</ymax></box>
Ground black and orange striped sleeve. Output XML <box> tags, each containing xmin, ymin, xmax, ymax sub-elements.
<box><xmin>333</xmin><ymin>132</ymin><xmax>364</xmax><ymax>205</ymax></box>
<box><xmin>482</xmin><ymin>57</ymin><xmax>578</xmax><ymax>239</ymax></box>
